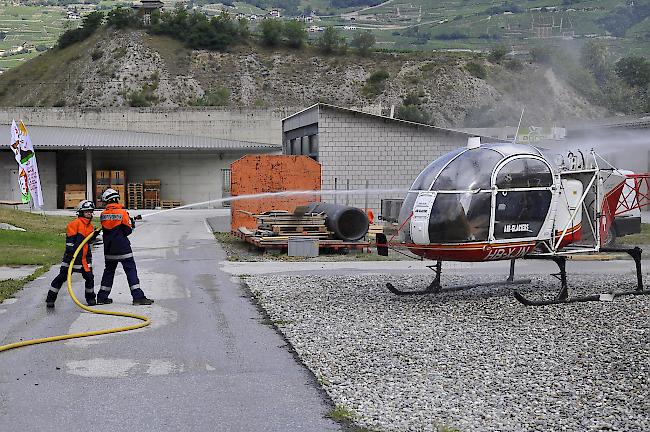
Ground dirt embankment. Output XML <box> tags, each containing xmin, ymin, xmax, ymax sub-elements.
<box><xmin>0</xmin><ymin>29</ymin><xmax>607</xmax><ymax>127</ymax></box>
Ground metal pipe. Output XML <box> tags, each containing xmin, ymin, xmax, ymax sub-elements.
<box><xmin>305</xmin><ymin>202</ymin><xmax>369</xmax><ymax>241</ymax></box>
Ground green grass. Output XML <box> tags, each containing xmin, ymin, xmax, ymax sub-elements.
<box><xmin>0</xmin><ymin>208</ymin><xmax>75</xmax><ymax>301</ymax></box>
<box><xmin>327</xmin><ymin>405</ymin><xmax>356</xmax><ymax>422</ymax></box>
<box><xmin>618</xmin><ymin>223</ymin><xmax>650</xmax><ymax>246</ymax></box>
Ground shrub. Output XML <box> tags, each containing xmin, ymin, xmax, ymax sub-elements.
<box><xmin>505</xmin><ymin>58</ymin><xmax>524</xmax><ymax>72</ymax></box>
<box><xmin>91</xmin><ymin>49</ymin><xmax>103</xmax><ymax>61</ymax></box>
<box><xmin>465</xmin><ymin>62</ymin><xmax>486</xmax><ymax>79</ymax></box>
<box><xmin>396</xmin><ymin>105</ymin><xmax>430</xmax><ymax>124</ymax></box>
<box><xmin>487</xmin><ymin>45</ymin><xmax>507</xmax><ymax>63</ymax></box>
<box><xmin>283</xmin><ymin>20</ymin><xmax>306</xmax><ymax>48</ymax></box>
<box><xmin>351</xmin><ymin>30</ymin><xmax>375</xmax><ymax>56</ymax></box>
<box><xmin>317</xmin><ymin>26</ymin><xmax>346</xmax><ymax>54</ymax></box>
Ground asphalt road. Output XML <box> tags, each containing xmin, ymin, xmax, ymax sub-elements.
<box><xmin>0</xmin><ymin>210</ymin><xmax>341</xmax><ymax>432</ymax></box>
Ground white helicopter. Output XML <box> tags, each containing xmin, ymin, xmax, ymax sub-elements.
<box><xmin>377</xmin><ymin>137</ymin><xmax>649</xmax><ymax>305</ymax></box>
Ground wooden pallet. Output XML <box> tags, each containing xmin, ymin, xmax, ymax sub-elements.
<box><xmin>161</xmin><ymin>200</ymin><xmax>182</xmax><ymax>209</ymax></box>
<box><xmin>127</xmin><ymin>183</ymin><xmax>144</xmax><ymax>209</ymax></box>
<box><xmin>144</xmin><ymin>199</ymin><xmax>160</xmax><ymax>209</ymax></box>
<box><xmin>232</xmin><ymin>229</ymin><xmax>369</xmax><ymax>251</ymax></box>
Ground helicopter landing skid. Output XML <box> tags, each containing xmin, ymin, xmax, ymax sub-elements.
<box><xmin>386</xmin><ymin>259</ymin><xmax>531</xmax><ymax>296</ymax></box>
<box><xmin>514</xmin><ymin>247</ymin><xmax>648</xmax><ymax>306</ymax></box>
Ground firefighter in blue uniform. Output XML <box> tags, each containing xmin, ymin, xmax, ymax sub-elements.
<box><xmin>97</xmin><ymin>188</ymin><xmax>154</xmax><ymax>306</ymax></box>
<box><xmin>46</xmin><ymin>200</ymin><xmax>98</xmax><ymax>308</ymax></box>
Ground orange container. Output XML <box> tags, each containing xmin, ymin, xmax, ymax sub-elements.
<box><xmin>230</xmin><ymin>155</ymin><xmax>321</xmax><ymax>231</ymax></box>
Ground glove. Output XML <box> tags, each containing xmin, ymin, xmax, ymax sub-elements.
<box><xmin>130</xmin><ymin>217</ymin><xmax>136</xmax><ymax>229</ymax></box>
<box><xmin>91</xmin><ymin>229</ymin><xmax>101</xmax><ymax>241</ymax></box>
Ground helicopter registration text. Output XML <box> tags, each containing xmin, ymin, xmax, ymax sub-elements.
<box><xmin>484</xmin><ymin>245</ymin><xmax>534</xmax><ymax>261</ymax></box>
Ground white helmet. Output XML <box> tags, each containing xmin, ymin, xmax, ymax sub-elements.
<box><xmin>101</xmin><ymin>188</ymin><xmax>120</xmax><ymax>203</ymax></box>
<box><xmin>76</xmin><ymin>199</ymin><xmax>95</xmax><ymax>213</ymax></box>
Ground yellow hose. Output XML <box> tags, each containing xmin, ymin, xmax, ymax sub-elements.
<box><xmin>0</xmin><ymin>230</ymin><xmax>150</xmax><ymax>353</ymax></box>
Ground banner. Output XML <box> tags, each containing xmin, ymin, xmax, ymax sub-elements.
<box><xmin>10</xmin><ymin>120</ymin><xmax>43</xmax><ymax>207</ymax></box>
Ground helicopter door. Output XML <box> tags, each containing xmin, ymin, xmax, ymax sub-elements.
<box><xmin>410</xmin><ymin>192</ymin><xmax>436</xmax><ymax>244</ymax></box>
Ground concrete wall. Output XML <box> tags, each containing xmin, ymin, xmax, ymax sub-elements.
<box><xmin>317</xmin><ymin>108</ymin><xmax>471</xmax><ymax>216</ymax></box>
<box><xmin>57</xmin><ymin>150</ymin><xmax>239</xmax><ymax>208</ymax></box>
<box><xmin>0</xmin><ymin>107</ymin><xmax>298</xmax><ymax>145</ymax></box>
<box><xmin>1</xmin><ymin>150</ymin><xmax>57</xmax><ymax>210</ymax></box>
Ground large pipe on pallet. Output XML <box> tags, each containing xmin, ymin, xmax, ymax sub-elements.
<box><xmin>305</xmin><ymin>202</ymin><xmax>369</xmax><ymax>241</ymax></box>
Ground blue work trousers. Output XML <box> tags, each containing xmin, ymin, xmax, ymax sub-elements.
<box><xmin>99</xmin><ymin>257</ymin><xmax>145</xmax><ymax>300</ymax></box>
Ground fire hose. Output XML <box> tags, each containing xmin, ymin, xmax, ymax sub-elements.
<box><xmin>0</xmin><ymin>229</ymin><xmax>150</xmax><ymax>353</ymax></box>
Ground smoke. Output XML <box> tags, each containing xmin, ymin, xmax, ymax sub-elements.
<box><xmin>553</xmin><ymin>127</ymin><xmax>650</xmax><ymax>173</ymax></box>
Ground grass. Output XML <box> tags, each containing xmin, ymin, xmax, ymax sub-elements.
<box><xmin>0</xmin><ymin>208</ymin><xmax>75</xmax><ymax>302</ymax></box>
<box><xmin>618</xmin><ymin>223</ymin><xmax>650</xmax><ymax>246</ymax></box>
<box><xmin>327</xmin><ymin>405</ymin><xmax>356</xmax><ymax>422</ymax></box>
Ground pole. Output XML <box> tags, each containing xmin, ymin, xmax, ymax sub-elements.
<box><xmin>85</xmin><ymin>149</ymin><xmax>93</xmax><ymax>202</ymax></box>
<box><xmin>334</xmin><ymin>178</ymin><xmax>337</xmax><ymax>205</ymax></box>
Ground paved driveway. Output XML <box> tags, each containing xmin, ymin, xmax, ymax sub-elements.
<box><xmin>0</xmin><ymin>210</ymin><xmax>340</xmax><ymax>432</ymax></box>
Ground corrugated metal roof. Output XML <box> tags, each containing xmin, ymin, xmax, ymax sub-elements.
<box><xmin>1</xmin><ymin>125</ymin><xmax>281</xmax><ymax>151</ymax></box>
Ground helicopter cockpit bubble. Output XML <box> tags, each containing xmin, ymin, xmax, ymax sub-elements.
<box><xmin>399</xmin><ymin>143</ymin><xmax>556</xmax><ymax>245</ymax></box>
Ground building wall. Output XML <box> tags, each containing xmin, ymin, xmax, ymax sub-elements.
<box><xmin>0</xmin><ymin>107</ymin><xmax>297</xmax><ymax>145</ymax></box>
<box><xmin>316</xmin><ymin>108</ymin><xmax>473</xmax><ymax>216</ymax></box>
<box><xmin>0</xmin><ymin>150</ymin><xmax>57</xmax><ymax>210</ymax></box>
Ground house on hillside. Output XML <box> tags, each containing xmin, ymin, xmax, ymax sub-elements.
<box><xmin>132</xmin><ymin>0</ymin><xmax>164</xmax><ymax>24</ymax></box>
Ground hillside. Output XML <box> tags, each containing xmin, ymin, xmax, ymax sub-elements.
<box><xmin>0</xmin><ymin>28</ymin><xmax>607</xmax><ymax>128</ymax></box>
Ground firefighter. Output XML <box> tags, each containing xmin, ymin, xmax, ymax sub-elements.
<box><xmin>46</xmin><ymin>200</ymin><xmax>98</xmax><ymax>308</ymax></box>
<box><xmin>98</xmin><ymin>188</ymin><xmax>153</xmax><ymax>306</ymax></box>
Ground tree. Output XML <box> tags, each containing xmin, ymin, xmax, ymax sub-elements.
<box><xmin>615</xmin><ymin>56</ymin><xmax>650</xmax><ymax>88</ymax></box>
<box><xmin>351</xmin><ymin>30</ymin><xmax>375</xmax><ymax>56</ymax></box>
<box><xmin>106</xmin><ymin>6</ymin><xmax>138</xmax><ymax>29</ymax></box>
<box><xmin>259</xmin><ymin>18</ymin><xmax>283</xmax><ymax>46</ymax></box>
<box><xmin>396</xmin><ymin>104</ymin><xmax>430</xmax><ymax>124</ymax></box>
<box><xmin>318</xmin><ymin>26</ymin><xmax>345</xmax><ymax>54</ymax></box>
<box><xmin>57</xmin><ymin>11</ymin><xmax>104</xmax><ymax>49</ymax></box>
<box><xmin>283</xmin><ymin>20</ymin><xmax>306</xmax><ymax>48</ymax></box>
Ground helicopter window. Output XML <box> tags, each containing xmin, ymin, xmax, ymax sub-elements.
<box><xmin>493</xmin><ymin>190</ymin><xmax>551</xmax><ymax>239</ymax></box>
<box><xmin>410</xmin><ymin>148</ymin><xmax>464</xmax><ymax>191</ymax></box>
<box><xmin>428</xmin><ymin>191</ymin><xmax>492</xmax><ymax>242</ymax></box>
<box><xmin>495</xmin><ymin>158</ymin><xmax>553</xmax><ymax>189</ymax></box>
<box><xmin>432</xmin><ymin>148</ymin><xmax>502</xmax><ymax>191</ymax></box>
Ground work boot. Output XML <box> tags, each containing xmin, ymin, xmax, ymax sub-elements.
<box><xmin>45</xmin><ymin>290</ymin><xmax>57</xmax><ymax>308</ymax></box>
<box><xmin>86</xmin><ymin>296</ymin><xmax>97</xmax><ymax>307</ymax></box>
<box><xmin>133</xmin><ymin>297</ymin><xmax>154</xmax><ymax>306</ymax></box>
<box><xmin>96</xmin><ymin>297</ymin><xmax>113</xmax><ymax>305</ymax></box>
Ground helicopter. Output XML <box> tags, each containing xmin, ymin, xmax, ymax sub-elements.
<box><xmin>376</xmin><ymin>137</ymin><xmax>650</xmax><ymax>305</ymax></box>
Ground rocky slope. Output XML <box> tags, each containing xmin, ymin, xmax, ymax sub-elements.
<box><xmin>0</xmin><ymin>28</ymin><xmax>608</xmax><ymax>128</ymax></box>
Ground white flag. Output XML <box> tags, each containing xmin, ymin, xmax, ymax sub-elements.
<box><xmin>10</xmin><ymin>120</ymin><xmax>44</xmax><ymax>208</ymax></box>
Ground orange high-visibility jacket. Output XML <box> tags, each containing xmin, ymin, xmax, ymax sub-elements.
<box><xmin>62</xmin><ymin>217</ymin><xmax>95</xmax><ymax>272</ymax></box>
<box><xmin>100</xmin><ymin>203</ymin><xmax>134</xmax><ymax>260</ymax></box>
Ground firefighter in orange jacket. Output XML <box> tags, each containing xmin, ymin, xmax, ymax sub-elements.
<box><xmin>97</xmin><ymin>188</ymin><xmax>153</xmax><ymax>306</ymax></box>
<box><xmin>46</xmin><ymin>200</ymin><xmax>98</xmax><ymax>308</ymax></box>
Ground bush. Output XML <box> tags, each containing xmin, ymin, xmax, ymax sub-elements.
<box><xmin>106</xmin><ymin>6</ymin><xmax>139</xmax><ymax>29</ymax></box>
<box><xmin>283</xmin><ymin>20</ymin><xmax>306</xmax><ymax>49</ymax></box>
<box><xmin>91</xmin><ymin>49</ymin><xmax>103</xmax><ymax>61</ymax></box>
<box><xmin>259</xmin><ymin>18</ymin><xmax>283</xmax><ymax>46</ymax></box>
<box><xmin>351</xmin><ymin>30</ymin><xmax>375</xmax><ymax>56</ymax></box>
<box><xmin>361</xmin><ymin>69</ymin><xmax>389</xmax><ymax>97</ymax></box>
<box><xmin>396</xmin><ymin>105</ymin><xmax>430</xmax><ymax>124</ymax></box>
<box><xmin>193</xmin><ymin>87</ymin><xmax>230</xmax><ymax>106</ymax></box>
<box><xmin>57</xmin><ymin>11</ymin><xmax>104</xmax><ymax>49</ymax></box>
<box><xmin>487</xmin><ymin>45</ymin><xmax>507</xmax><ymax>63</ymax></box>
<box><xmin>615</xmin><ymin>56</ymin><xmax>650</xmax><ymax>87</ymax></box>
<box><xmin>465</xmin><ymin>62</ymin><xmax>486</xmax><ymax>79</ymax></box>
<box><xmin>318</xmin><ymin>26</ymin><xmax>346</xmax><ymax>54</ymax></box>
<box><xmin>530</xmin><ymin>46</ymin><xmax>553</xmax><ymax>64</ymax></box>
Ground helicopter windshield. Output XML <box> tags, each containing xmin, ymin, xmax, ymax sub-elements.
<box><xmin>432</xmin><ymin>148</ymin><xmax>503</xmax><ymax>191</ymax></box>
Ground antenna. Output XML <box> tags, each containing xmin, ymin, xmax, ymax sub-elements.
<box><xmin>513</xmin><ymin>107</ymin><xmax>525</xmax><ymax>144</ymax></box>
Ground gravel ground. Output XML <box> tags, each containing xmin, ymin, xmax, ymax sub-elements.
<box><xmin>245</xmin><ymin>272</ymin><xmax>650</xmax><ymax>432</ymax></box>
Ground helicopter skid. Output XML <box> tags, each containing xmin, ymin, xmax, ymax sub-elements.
<box><xmin>514</xmin><ymin>289</ymin><xmax>650</xmax><ymax>306</ymax></box>
<box><xmin>515</xmin><ymin>247</ymin><xmax>645</xmax><ymax>306</ymax></box>
<box><xmin>387</xmin><ymin>278</ymin><xmax>531</xmax><ymax>296</ymax></box>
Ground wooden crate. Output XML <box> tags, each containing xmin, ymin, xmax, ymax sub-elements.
<box><xmin>110</xmin><ymin>170</ymin><xmax>125</xmax><ymax>185</ymax></box>
<box><xmin>144</xmin><ymin>179</ymin><xmax>161</xmax><ymax>189</ymax></box>
<box><xmin>96</xmin><ymin>170</ymin><xmax>111</xmax><ymax>185</ymax></box>
<box><xmin>65</xmin><ymin>184</ymin><xmax>86</xmax><ymax>192</ymax></box>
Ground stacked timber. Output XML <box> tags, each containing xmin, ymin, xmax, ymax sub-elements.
<box><xmin>143</xmin><ymin>179</ymin><xmax>160</xmax><ymax>209</ymax></box>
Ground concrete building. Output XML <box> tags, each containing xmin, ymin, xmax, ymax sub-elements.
<box><xmin>1</xmin><ymin>126</ymin><xmax>279</xmax><ymax>210</ymax></box>
<box><xmin>282</xmin><ymin>103</ymin><xmax>500</xmax><ymax>219</ymax></box>
<box><xmin>1</xmin><ymin>107</ymin><xmax>291</xmax><ymax>210</ymax></box>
